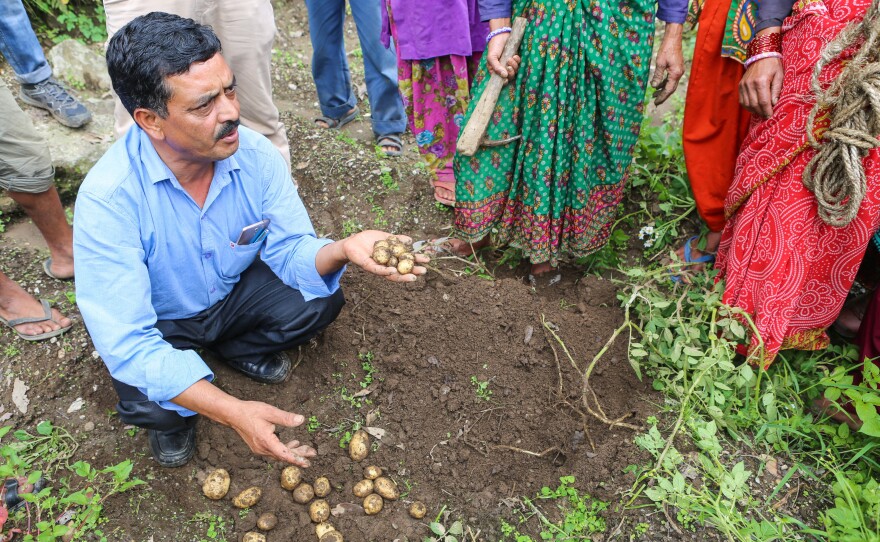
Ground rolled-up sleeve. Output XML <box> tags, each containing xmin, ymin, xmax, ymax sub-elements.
<box><xmin>478</xmin><ymin>0</ymin><xmax>511</xmax><ymax>20</ymax></box>
<box><xmin>756</xmin><ymin>0</ymin><xmax>794</xmax><ymax>32</ymax></box>
<box><xmin>74</xmin><ymin>190</ymin><xmax>213</xmax><ymax>415</ymax></box>
<box><xmin>656</xmin><ymin>0</ymin><xmax>688</xmax><ymax>23</ymax></box>
<box><xmin>259</xmin><ymin>150</ymin><xmax>344</xmax><ymax>301</ymax></box>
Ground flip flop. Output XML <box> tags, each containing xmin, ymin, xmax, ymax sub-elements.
<box><xmin>412</xmin><ymin>236</ymin><xmax>453</xmax><ymax>253</ymax></box>
<box><xmin>431</xmin><ymin>177</ymin><xmax>455</xmax><ymax>206</ymax></box>
<box><xmin>0</xmin><ymin>299</ymin><xmax>72</xmax><ymax>341</ymax></box>
<box><xmin>670</xmin><ymin>236</ymin><xmax>715</xmax><ymax>283</ymax></box>
<box><xmin>376</xmin><ymin>134</ymin><xmax>403</xmax><ymax>157</ymax></box>
<box><xmin>43</xmin><ymin>258</ymin><xmax>73</xmax><ymax>281</ymax></box>
<box><xmin>314</xmin><ymin>106</ymin><xmax>360</xmax><ymax>129</ymax></box>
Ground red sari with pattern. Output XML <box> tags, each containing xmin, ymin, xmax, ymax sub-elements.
<box><xmin>716</xmin><ymin>0</ymin><xmax>880</xmax><ymax>366</ymax></box>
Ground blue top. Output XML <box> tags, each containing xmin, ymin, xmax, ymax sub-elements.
<box><xmin>479</xmin><ymin>0</ymin><xmax>688</xmax><ymax>23</ymax></box>
<box><xmin>73</xmin><ymin>125</ymin><xmax>343</xmax><ymax>416</ymax></box>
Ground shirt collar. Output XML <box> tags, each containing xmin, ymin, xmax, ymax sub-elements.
<box><xmin>128</xmin><ymin>125</ymin><xmax>242</xmax><ymax>186</ymax></box>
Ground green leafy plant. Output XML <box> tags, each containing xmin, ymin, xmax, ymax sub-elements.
<box><xmin>307</xmin><ymin>416</ymin><xmax>320</xmax><ymax>433</ymax></box>
<box><xmin>470</xmin><ymin>376</ymin><xmax>492</xmax><ymax>401</ymax></box>
<box><xmin>23</xmin><ymin>0</ymin><xmax>107</xmax><ymax>43</ymax></box>
<box><xmin>188</xmin><ymin>512</ymin><xmax>229</xmax><ymax>542</ymax></box>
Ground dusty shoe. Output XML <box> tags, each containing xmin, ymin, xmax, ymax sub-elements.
<box><xmin>19</xmin><ymin>77</ymin><xmax>92</xmax><ymax>128</ymax></box>
<box><xmin>147</xmin><ymin>420</ymin><xmax>197</xmax><ymax>468</ymax></box>
<box><xmin>225</xmin><ymin>351</ymin><xmax>291</xmax><ymax>384</ymax></box>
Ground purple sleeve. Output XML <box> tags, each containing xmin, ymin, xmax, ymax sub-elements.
<box><xmin>478</xmin><ymin>0</ymin><xmax>511</xmax><ymax>21</ymax></box>
<box><xmin>756</xmin><ymin>0</ymin><xmax>794</xmax><ymax>32</ymax></box>
<box><xmin>656</xmin><ymin>0</ymin><xmax>688</xmax><ymax>23</ymax></box>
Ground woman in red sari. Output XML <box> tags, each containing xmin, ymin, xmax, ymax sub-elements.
<box><xmin>716</xmin><ymin>0</ymin><xmax>880</xmax><ymax>365</ymax></box>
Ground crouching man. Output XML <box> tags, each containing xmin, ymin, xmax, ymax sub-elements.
<box><xmin>73</xmin><ymin>12</ymin><xmax>426</xmax><ymax>468</ymax></box>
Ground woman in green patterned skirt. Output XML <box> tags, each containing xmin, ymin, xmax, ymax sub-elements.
<box><xmin>450</xmin><ymin>0</ymin><xmax>687</xmax><ymax>278</ymax></box>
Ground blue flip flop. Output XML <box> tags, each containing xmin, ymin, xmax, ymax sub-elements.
<box><xmin>670</xmin><ymin>236</ymin><xmax>715</xmax><ymax>283</ymax></box>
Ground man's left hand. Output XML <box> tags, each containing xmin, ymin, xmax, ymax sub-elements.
<box><xmin>343</xmin><ymin>230</ymin><xmax>429</xmax><ymax>282</ymax></box>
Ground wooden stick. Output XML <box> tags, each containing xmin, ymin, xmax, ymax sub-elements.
<box><xmin>456</xmin><ymin>16</ymin><xmax>528</xmax><ymax>156</ymax></box>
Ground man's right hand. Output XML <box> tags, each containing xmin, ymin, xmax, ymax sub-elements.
<box><xmin>228</xmin><ymin>401</ymin><xmax>317</xmax><ymax>465</ymax></box>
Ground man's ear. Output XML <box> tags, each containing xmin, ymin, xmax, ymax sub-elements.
<box><xmin>133</xmin><ymin>108</ymin><xmax>164</xmax><ymax>140</ymax></box>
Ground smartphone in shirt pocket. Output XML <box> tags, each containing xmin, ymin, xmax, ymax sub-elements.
<box><xmin>235</xmin><ymin>218</ymin><xmax>271</xmax><ymax>246</ymax></box>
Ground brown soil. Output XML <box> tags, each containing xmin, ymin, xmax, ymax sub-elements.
<box><xmin>0</xmin><ymin>2</ymin><xmax>724</xmax><ymax>541</ymax></box>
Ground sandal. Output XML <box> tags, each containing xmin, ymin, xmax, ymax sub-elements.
<box><xmin>314</xmin><ymin>106</ymin><xmax>359</xmax><ymax>130</ymax></box>
<box><xmin>376</xmin><ymin>134</ymin><xmax>403</xmax><ymax>157</ymax></box>
<box><xmin>431</xmin><ymin>177</ymin><xmax>455</xmax><ymax>206</ymax></box>
<box><xmin>670</xmin><ymin>236</ymin><xmax>716</xmax><ymax>283</ymax></box>
<box><xmin>3</xmin><ymin>476</ymin><xmax>47</xmax><ymax>512</ymax></box>
<box><xmin>0</xmin><ymin>299</ymin><xmax>72</xmax><ymax>341</ymax></box>
<box><xmin>43</xmin><ymin>258</ymin><xmax>73</xmax><ymax>281</ymax></box>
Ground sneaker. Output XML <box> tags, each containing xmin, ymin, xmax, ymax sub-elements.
<box><xmin>19</xmin><ymin>77</ymin><xmax>92</xmax><ymax>128</ymax></box>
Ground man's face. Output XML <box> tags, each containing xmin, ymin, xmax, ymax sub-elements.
<box><xmin>156</xmin><ymin>53</ymin><xmax>241</xmax><ymax>163</ymax></box>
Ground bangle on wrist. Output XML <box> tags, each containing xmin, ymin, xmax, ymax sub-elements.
<box><xmin>747</xmin><ymin>32</ymin><xmax>782</xmax><ymax>58</ymax></box>
<box><xmin>744</xmin><ymin>51</ymin><xmax>783</xmax><ymax>68</ymax></box>
<box><xmin>486</xmin><ymin>27</ymin><xmax>512</xmax><ymax>44</ymax></box>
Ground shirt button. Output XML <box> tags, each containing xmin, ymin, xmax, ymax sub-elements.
<box><xmin>204</xmin><ymin>252</ymin><xmax>212</xmax><ymax>259</ymax></box>
<box><xmin>210</xmin><ymin>287</ymin><xmax>216</xmax><ymax>293</ymax></box>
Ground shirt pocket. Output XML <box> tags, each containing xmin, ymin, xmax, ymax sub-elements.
<box><xmin>218</xmin><ymin>241</ymin><xmax>262</xmax><ymax>279</ymax></box>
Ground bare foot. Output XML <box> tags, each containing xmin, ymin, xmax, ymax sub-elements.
<box><xmin>47</xmin><ymin>255</ymin><xmax>74</xmax><ymax>280</ymax></box>
<box><xmin>530</xmin><ymin>262</ymin><xmax>555</xmax><ymax>276</ymax></box>
<box><xmin>434</xmin><ymin>237</ymin><xmax>489</xmax><ymax>257</ymax></box>
<box><xmin>0</xmin><ymin>274</ymin><xmax>71</xmax><ymax>338</ymax></box>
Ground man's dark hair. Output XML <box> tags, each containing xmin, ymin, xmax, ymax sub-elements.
<box><xmin>106</xmin><ymin>12</ymin><xmax>222</xmax><ymax>118</ymax></box>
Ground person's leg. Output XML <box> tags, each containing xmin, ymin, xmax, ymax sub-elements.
<box><xmin>0</xmin><ymin>271</ymin><xmax>71</xmax><ymax>338</ymax></box>
<box><xmin>102</xmin><ymin>0</ymin><xmax>199</xmax><ymax>138</ymax></box>
<box><xmin>200</xmin><ymin>259</ymin><xmax>345</xmax><ymax>366</ymax></box>
<box><xmin>0</xmin><ymin>79</ymin><xmax>74</xmax><ymax>279</ymax></box>
<box><xmin>680</xmin><ymin>0</ymin><xmax>749</xmax><ymax>260</ymax></box>
<box><xmin>305</xmin><ymin>0</ymin><xmax>359</xmax><ymax>122</ymax></box>
<box><xmin>0</xmin><ymin>0</ymin><xmax>51</xmax><ymax>84</ymax></box>
<box><xmin>8</xmin><ymin>188</ymin><xmax>73</xmax><ymax>279</ymax></box>
<box><xmin>209</xmin><ymin>0</ymin><xmax>291</xmax><ymax>166</ymax></box>
<box><xmin>348</xmin><ymin>0</ymin><xmax>406</xmax><ymax>139</ymax></box>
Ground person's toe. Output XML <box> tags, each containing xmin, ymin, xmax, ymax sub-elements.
<box><xmin>51</xmin><ymin>308</ymin><xmax>71</xmax><ymax>328</ymax></box>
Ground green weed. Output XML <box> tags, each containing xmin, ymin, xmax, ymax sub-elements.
<box><xmin>189</xmin><ymin>512</ymin><xmax>229</xmax><ymax>542</ymax></box>
<box><xmin>470</xmin><ymin>376</ymin><xmax>492</xmax><ymax>401</ymax></box>
<box><xmin>307</xmin><ymin>416</ymin><xmax>320</xmax><ymax>433</ymax></box>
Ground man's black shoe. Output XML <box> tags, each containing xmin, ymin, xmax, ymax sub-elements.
<box><xmin>226</xmin><ymin>351</ymin><xmax>291</xmax><ymax>384</ymax></box>
<box><xmin>147</xmin><ymin>421</ymin><xmax>196</xmax><ymax>468</ymax></box>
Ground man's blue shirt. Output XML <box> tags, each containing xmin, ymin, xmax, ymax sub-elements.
<box><xmin>73</xmin><ymin>125</ymin><xmax>342</xmax><ymax>416</ymax></box>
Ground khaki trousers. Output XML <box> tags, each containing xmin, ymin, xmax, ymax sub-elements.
<box><xmin>103</xmin><ymin>0</ymin><xmax>291</xmax><ymax>167</ymax></box>
<box><xmin>0</xmin><ymin>78</ymin><xmax>54</xmax><ymax>193</ymax></box>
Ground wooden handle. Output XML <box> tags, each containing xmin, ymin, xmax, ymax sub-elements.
<box><xmin>456</xmin><ymin>17</ymin><xmax>528</xmax><ymax>157</ymax></box>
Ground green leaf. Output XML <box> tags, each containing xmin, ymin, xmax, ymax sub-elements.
<box><xmin>429</xmin><ymin>522</ymin><xmax>445</xmax><ymax>536</ymax></box>
<box><xmin>36</xmin><ymin>420</ymin><xmax>53</xmax><ymax>436</ymax></box>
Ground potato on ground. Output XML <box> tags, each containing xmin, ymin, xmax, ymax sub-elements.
<box><xmin>280</xmin><ymin>465</ymin><xmax>302</xmax><ymax>490</ymax></box>
<box><xmin>309</xmin><ymin>499</ymin><xmax>331</xmax><ymax>523</ymax></box>
<box><xmin>242</xmin><ymin>532</ymin><xmax>266</xmax><ymax>542</ymax></box>
<box><xmin>314</xmin><ymin>476</ymin><xmax>332</xmax><ymax>497</ymax></box>
<box><xmin>352</xmin><ymin>479</ymin><xmax>374</xmax><ymax>498</ymax></box>
<box><xmin>373</xmin><ymin>476</ymin><xmax>399</xmax><ymax>500</ymax></box>
<box><xmin>316</xmin><ymin>522</ymin><xmax>336</xmax><ymax>538</ymax></box>
<box><xmin>363</xmin><ymin>465</ymin><xmax>382</xmax><ymax>480</ymax></box>
<box><xmin>363</xmin><ymin>493</ymin><xmax>384</xmax><ymax>515</ymax></box>
<box><xmin>201</xmin><ymin>468</ymin><xmax>231</xmax><ymax>500</ymax></box>
<box><xmin>293</xmin><ymin>482</ymin><xmax>315</xmax><ymax>504</ymax></box>
<box><xmin>320</xmin><ymin>531</ymin><xmax>344</xmax><ymax>542</ymax></box>
<box><xmin>232</xmin><ymin>486</ymin><xmax>262</xmax><ymax>509</ymax></box>
<box><xmin>409</xmin><ymin>501</ymin><xmax>427</xmax><ymax>519</ymax></box>
<box><xmin>348</xmin><ymin>430</ymin><xmax>370</xmax><ymax>462</ymax></box>
<box><xmin>256</xmin><ymin>512</ymin><xmax>277</xmax><ymax>531</ymax></box>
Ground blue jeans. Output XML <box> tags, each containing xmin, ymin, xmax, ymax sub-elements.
<box><xmin>305</xmin><ymin>0</ymin><xmax>405</xmax><ymax>137</ymax></box>
<box><xmin>0</xmin><ymin>0</ymin><xmax>52</xmax><ymax>84</ymax></box>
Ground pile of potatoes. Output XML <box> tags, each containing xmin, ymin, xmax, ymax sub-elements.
<box><xmin>199</xmin><ymin>429</ymin><xmax>428</xmax><ymax>540</ymax></box>
<box><xmin>371</xmin><ymin>237</ymin><xmax>416</xmax><ymax>275</ymax></box>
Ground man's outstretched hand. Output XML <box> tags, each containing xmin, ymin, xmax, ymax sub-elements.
<box><xmin>342</xmin><ymin>230</ymin><xmax>430</xmax><ymax>282</ymax></box>
<box><xmin>228</xmin><ymin>401</ymin><xmax>317</xmax><ymax>466</ymax></box>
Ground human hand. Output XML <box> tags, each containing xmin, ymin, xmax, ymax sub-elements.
<box><xmin>343</xmin><ymin>230</ymin><xmax>429</xmax><ymax>282</ymax></box>
<box><xmin>228</xmin><ymin>401</ymin><xmax>317</xmax><ymax>466</ymax></box>
<box><xmin>739</xmin><ymin>57</ymin><xmax>784</xmax><ymax>118</ymax></box>
<box><xmin>651</xmin><ymin>23</ymin><xmax>685</xmax><ymax>105</ymax></box>
<box><xmin>486</xmin><ymin>18</ymin><xmax>521</xmax><ymax>81</ymax></box>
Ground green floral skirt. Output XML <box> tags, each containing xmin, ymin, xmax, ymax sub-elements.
<box><xmin>453</xmin><ymin>0</ymin><xmax>654</xmax><ymax>265</ymax></box>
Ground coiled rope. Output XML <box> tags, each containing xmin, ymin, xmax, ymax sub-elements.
<box><xmin>803</xmin><ymin>0</ymin><xmax>880</xmax><ymax>227</ymax></box>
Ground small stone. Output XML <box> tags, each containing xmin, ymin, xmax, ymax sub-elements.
<box><xmin>67</xmin><ymin>397</ymin><xmax>85</xmax><ymax>413</ymax></box>
<box><xmin>83</xmin><ymin>421</ymin><xmax>95</xmax><ymax>432</ymax></box>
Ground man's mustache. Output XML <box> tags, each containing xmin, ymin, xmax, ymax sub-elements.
<box><xmin>216</xmin><ymin>119</ymin><xmax>240</xmax><ymax>140</ymax></box>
